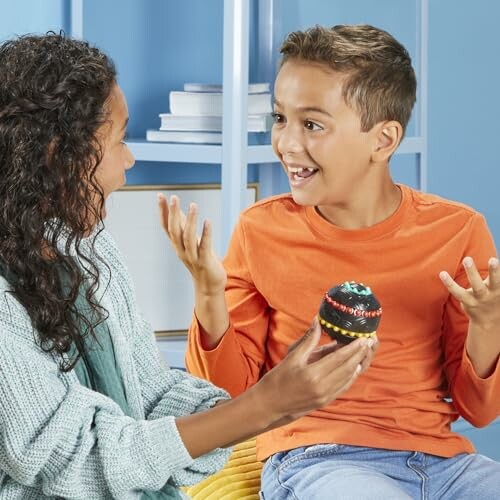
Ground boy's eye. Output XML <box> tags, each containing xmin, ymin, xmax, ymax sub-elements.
<box><xmin>304</xmin><ymin>120</ymin><xmax>322</xmax><ymax>131</ymax></box>
<box><xmin>271</xmin><ymin>112</ymin><xmax>285</xmax><ymax>124</ymax></box>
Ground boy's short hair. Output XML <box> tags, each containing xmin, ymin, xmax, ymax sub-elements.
<box><xmin>279</xmin><ymin>24</ymin><xmax>417</xmax><ymax>134</ymax></box>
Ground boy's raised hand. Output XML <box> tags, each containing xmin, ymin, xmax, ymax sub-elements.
<box><xmin>157</xmin><ymin>193</ymin><xmax>227</xmax><ymax>295</ymax></box>
<box><xmin>439</xmin><ymin>256</ymin><xmax>500</xmax><ymax>331</ymax></box>
<box><xmin>440</xmin><ymin>256</ymin><xmax>500</xmax><ymax>378</ymax></box>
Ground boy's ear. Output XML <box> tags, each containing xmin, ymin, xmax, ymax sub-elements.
<box><xmin>371</xmin><ymin>121</ymin><xmax>403</xmax><ymax>162</ymax></box>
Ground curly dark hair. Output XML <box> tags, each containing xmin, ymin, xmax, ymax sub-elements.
<box><xmin>279</xmin><ymin>24</ymin><xmax>417</xmax><ymax>135</ymax></box>
<box><xmin>0</xmin><ymin>33</ymin><xmax>117</xmax><ymax>370</ymax></box>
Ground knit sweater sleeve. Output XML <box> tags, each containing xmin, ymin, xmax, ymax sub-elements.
<box><xmin>130</xmin><ymin>312</ymin><xmax>232</xmax><ymax>486</ymax></box>
<box><xmin>0</xmin><ymin>229</ymin><xmax>231</xmax><ymax>498</ymax></box>
<box><xmin>96</xmin><ymin>230</ymin><xmax>232</xmax><ymax>485</ymax></box>
<box><xmin>0</xmin><ymin>291</ymin><xmax>194</xmax><ymax>499</ymax></box>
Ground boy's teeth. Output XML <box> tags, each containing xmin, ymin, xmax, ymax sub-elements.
<box><xmin>289</xmin><ymin>167</ymin><xmax>315</xmax><ymax>173</ymax></box>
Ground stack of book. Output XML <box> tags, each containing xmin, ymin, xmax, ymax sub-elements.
<box><xmin>146</xmin><ymin>82</ymin><xmax>273</xmax><ymax>144</ymax></box>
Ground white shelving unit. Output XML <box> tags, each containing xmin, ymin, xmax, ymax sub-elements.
<box><xmin>71</xmin><ymin>0</ymin><xmax>428</xmax><ymax>253</ymax></box>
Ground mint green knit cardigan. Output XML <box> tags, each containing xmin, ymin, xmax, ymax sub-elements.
<box><xmin>0</xmin><ymin>229</ymin><xmax>231</xmax><ymax>499</ymax></box>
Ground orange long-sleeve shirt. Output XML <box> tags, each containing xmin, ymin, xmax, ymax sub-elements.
<box><xmin>187</xmin><ymin>184</ymin><xmax>500</xmax><ymax>461</ymax></box>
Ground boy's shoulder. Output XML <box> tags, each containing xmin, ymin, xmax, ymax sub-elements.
<box><xmin>405</xmin><ymin>185</ymin><xmax>480</xmax><ymax>218</ymax></box>
<box><xmin>240</xmin><ymin>193</ymin><xmax>300</xmax><ymax>219</ymax></box>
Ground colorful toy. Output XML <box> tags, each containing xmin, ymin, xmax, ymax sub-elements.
<box><xmin>318</xmin><ymin>281</ymin><xmax>382</xmax><ymax>344</ymax></box>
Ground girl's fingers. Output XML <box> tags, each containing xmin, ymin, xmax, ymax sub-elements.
<box><xmin>314</xmin><ymin>336</ymin><xmax>368</xmax><ymax>371</ymax></box>
<box><xmin>287</xmin><ymin>318</ymin><xmax>321</xmax><ymax>359</ymax></box>
<box><xmin>323</xmin><ymin>343</ymin><xmax>367</xmax><ymax>385</ymax></box>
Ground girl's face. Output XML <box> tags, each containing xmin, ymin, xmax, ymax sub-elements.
<box><xmin>94</xmin><ymin>84</ymin><xmax>135</xmax><ymax>218</ymax></box>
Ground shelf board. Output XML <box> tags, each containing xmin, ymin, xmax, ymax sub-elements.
<box><xmin>127</xmin><ymin>136</ymin><xmax>425</xmax><ymax>164</ymax></box>
<box><xmin>126</xmin><ymin>140</ymin><xmax>223</xmax><ymax>164</ymax></box>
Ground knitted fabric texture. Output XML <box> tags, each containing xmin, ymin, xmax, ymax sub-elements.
<box><xmin>0</xmin><ymin>229</ymin><xmax>231</xmax><ymax>499</ymax></box>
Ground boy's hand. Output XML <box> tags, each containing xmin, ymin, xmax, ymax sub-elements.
<box><xmin>440</xmin><ymin>256</ymin><xmax>500</xmax><ymax>334</ymax></box>
<box><xmin>440</xmin><ymin>256</ymin><xmax>500</xmax><ymax>378</ymax></box>
<box><xmin>157</xmin><ymin>193</ymin><xmax>227</xmax><ymax>295</ymax></box>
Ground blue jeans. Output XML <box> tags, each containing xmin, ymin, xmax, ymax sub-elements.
<box><xmin>260</xmin><ymin>444</ymin><xmax>500</xmax><ymax>499</ymax></box>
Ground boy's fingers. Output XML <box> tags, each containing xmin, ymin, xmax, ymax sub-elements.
<box><xmin>157</xmin><ymin>193</ymin><xmax>169</xmax><ymax>233</ymax></box>
<box><xmin>488</xmin><ymin>257</ymin><xmax>500</xmax><ymax>289</ymax></box>
<box><xmin>167</xmin><ymin>195</ymin><xmax>179</xmax><ymax>238</ymax></box>
<box><xmin>462</xmin><ymin>256</ymin><xmax>487</xmax><ymax>297</ymax></box>
<box><xmin>183</xmin><ymin>203</ymin><xmax>199</xmax><ymax>261</ymax></box>
<box><xmin>439</xmin><ymin>271</ymin><xmax>470</xmax><ymax>304</ymax></box>
<box><xmin>199</xmin><ymin>219</ymin><xmax>213</xmax><ymax>256</ymax></box>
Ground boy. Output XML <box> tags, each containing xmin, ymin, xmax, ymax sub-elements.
<box><xmin>161</xmin><ymin>25</ymin><xmax>500</xmax><ymax>498</ymax></box>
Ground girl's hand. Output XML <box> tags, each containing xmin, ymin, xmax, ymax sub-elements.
<box><xmin>157</xmin><ymin>194</ymin><xmax>227</xmax><ymax>295</ymax></box>
<box><xmin>256</xmin><ymin>318</ymin><xmax>375</xmax><ymax>426</ymax></box>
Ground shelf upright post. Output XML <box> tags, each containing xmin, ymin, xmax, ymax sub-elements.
<box><xmin>221</xmin><ymin>0</ymin><xmax>250</xmax><ymax>252</ymax></box>
<box><xmin>415</xmin><ymin>0</ymin><xmax>428</xmax><ymax>191</ymax></box>
<box><xmin>69</xmin><ymin>0</ymin><xmax>84</xmax><ymax>39</ymax></box>
<box><xmin>256</xmin><ymin>0</ymin><xmax>282</xmax><ymax>198</ymax></box>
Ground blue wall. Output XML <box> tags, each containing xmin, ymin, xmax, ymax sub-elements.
<box><xmin>428</xmin><ymin>0</ymin><xmax>500</xmax><ymax>245</ymax></box>
<box><xmin>1</xmin><ymin>0</ymin><xmax>499</xmax><ymax>460</ymax></box>
<box><xmin>0</xmin><ymin>0</ymin><xmax>67</xmax><ymax>37</ymax></box>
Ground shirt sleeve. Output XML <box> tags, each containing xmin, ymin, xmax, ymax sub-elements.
<box><xmin>442</xmin><ymin>212</ymin><xmax>500</xmax><ymax>427</ymax></box>
<box><xmin>185</xmin><ymin>217</ymin><xmax>270</xmax><ymax>397</ymax></box>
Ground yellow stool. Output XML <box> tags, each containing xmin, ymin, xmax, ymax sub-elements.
<box><xmin>183</xmin><ymin>438</ymin><xmax>262</xmax><ymax>499</ymax></box>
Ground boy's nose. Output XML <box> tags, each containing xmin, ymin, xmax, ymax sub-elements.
<box><xmin>275</xmin><ymin>125</ymin><xmax>304</xmax><ymax>155</ymax></box>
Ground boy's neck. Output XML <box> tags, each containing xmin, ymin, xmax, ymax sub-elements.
<box><xmin>315</xmin><ymin>181</ymin><xmax>402</xmax><ymax>230</ymax></box>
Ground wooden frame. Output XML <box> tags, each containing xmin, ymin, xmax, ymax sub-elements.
<box><xmin>105</xmin><ymin>183</ymin><xmax>258</xmax><ymax>337</ymax></box>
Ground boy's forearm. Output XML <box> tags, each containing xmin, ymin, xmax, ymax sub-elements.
<box><xmin>194</xmin><ymin>289</ymin><xmax>229</xmax><ymax>349</ymax></box>
<box><xmin>466</xmin><ymin>325</ymin><xmax>500</xmax><ymax>378</ymax></box>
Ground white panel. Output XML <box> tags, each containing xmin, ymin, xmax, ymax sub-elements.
<box><xmin>105</xmin><ymin>186</ymin><xmax>256</xmax><ymax>333</ymax></box>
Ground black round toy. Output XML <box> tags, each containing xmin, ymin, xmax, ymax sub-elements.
<box><xmin>318</xmin><ymin>281</ymin><xmax>382</xmax><ymax>344</ymax></box>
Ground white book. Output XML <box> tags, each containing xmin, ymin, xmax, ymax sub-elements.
<box><xmin>158</xmin><ymin>113</ymin><xmax>273</xmax><ymax>132</ymax></box>
<box><xmin>169</xmin><ymin>91</ymin><xmax>272</xmax><ymax>116</ymax></box>
<box><xmin>183</xmin><ymin>82</ymin><xmax>270</xmax><ymax>94</ymax></box>
<box><xmin>146</xmin><ymin>129</ymin><xmax>222</xmax><ymax>144</ymax></box>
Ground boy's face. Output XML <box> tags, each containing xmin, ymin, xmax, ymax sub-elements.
<box><xmin>272</xmin><ymin>59</ymin><xmax>380</xmax><ymax>214</ymax></box>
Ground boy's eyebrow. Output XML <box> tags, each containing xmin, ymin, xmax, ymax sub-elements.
<box><xmin>298</xmin><ymin>106</ymin><xmax>332</xmax><ymax>117</ymax></box>
<box><xmin>273</xmin><ymin>99</ymin><xmax>332</xmax><ymax>118</ymax></box>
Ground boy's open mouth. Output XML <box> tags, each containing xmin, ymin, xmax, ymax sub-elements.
<box><xmin>287</xmin><ymin>166</ymin><xmax>319</xmax><ymax>181</ymax></box>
